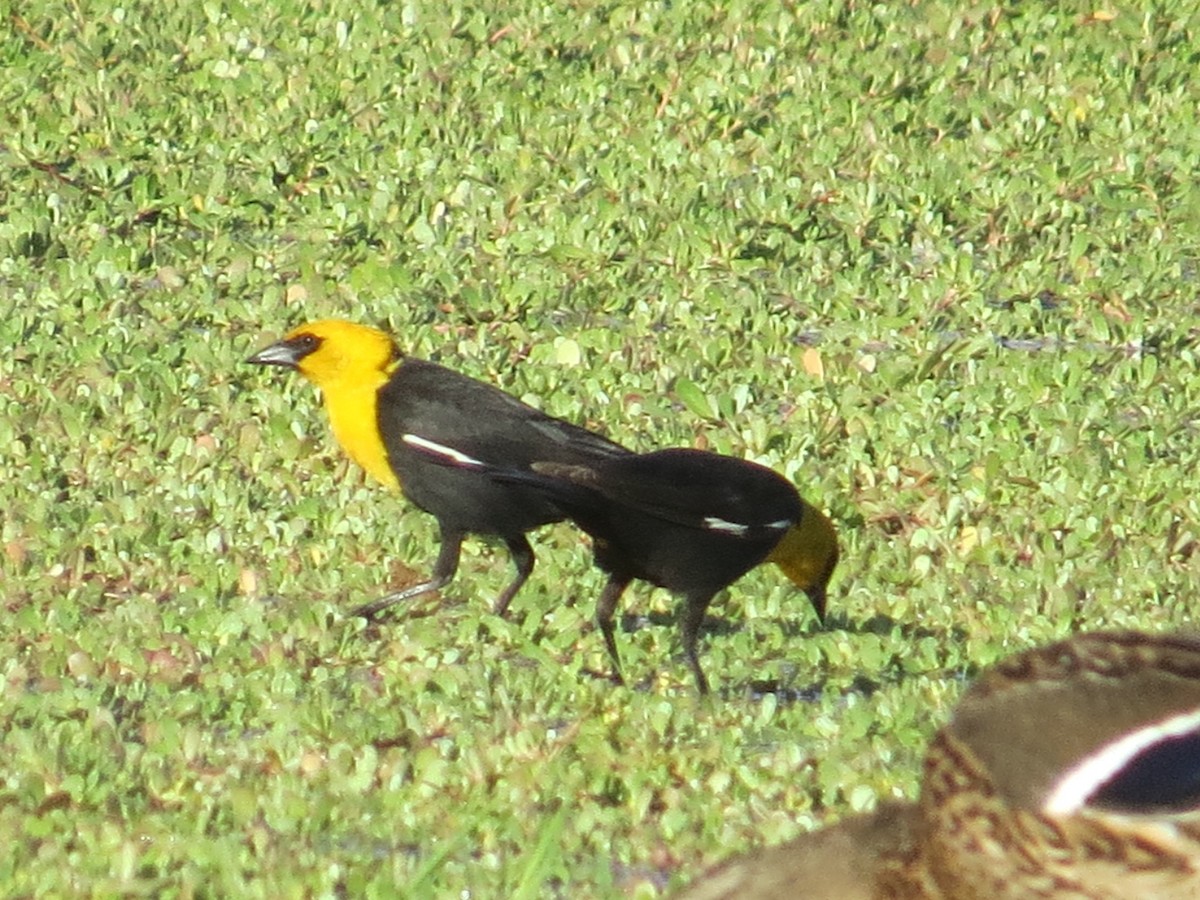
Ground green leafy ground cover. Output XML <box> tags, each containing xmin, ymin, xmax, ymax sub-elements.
<box><xmin>3</xmin><ymin>1</ymin><xmax>1199</xmax><ymax>895</ymax></box>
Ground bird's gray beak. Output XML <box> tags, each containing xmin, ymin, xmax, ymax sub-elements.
<box><xmin>246</xmin><ymin>340</ymin><xmax>303</xmax><ymax>368</ymax></box>
<box><xmin>806</xmin><ymin>585</ymin><xmax>827</xmax><ymax>625</ymax></box>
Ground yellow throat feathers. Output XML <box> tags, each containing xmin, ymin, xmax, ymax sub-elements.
<box><xmin>766</xmin><ymin>502</ymin><xmax>838</xmax><ymax>593</ymax></box>
<box><xmin>287</xmin><ymin>320</ymin><xmax>401</xmax><ymax>490</ymax></box>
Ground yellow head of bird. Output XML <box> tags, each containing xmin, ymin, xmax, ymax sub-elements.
<box><xmin>765</xmin><ymin>503</ymin><xmax>838</xmax><ymax>622</ymax></box>
<box><xmin>247</xmin><ymin>319</ymin><xmax>402</xmax><ymax>490</ymax></box>
<box><xmin>247</xmin><ymin>319</ymin><xmax>398</xmax><ymax>390</ymax></box>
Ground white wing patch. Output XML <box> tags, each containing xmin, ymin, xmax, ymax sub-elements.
<box><xmin>703</xmin><ymin>517</ymin><xmax>749</xmax><ymax>536</ymax></box>
<box><xmin>703</xmin><ymin>517</ymin><xmax>793</xmax><ymax>536</ymax></box>
<box><xmin>402</xmin><ymin>433</ymin><xmax>485</xmax><ymax>468</ymax></box>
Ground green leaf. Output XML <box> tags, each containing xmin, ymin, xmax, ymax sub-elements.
<box><xmin>674</xmin><ymin>377</ymin><xmax>715</xmax><ymax>420</ymax></box>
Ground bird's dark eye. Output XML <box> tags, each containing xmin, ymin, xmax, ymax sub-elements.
<box><xmin>290</xmin><ymin>333</ymin><xmax>321</xmax><ymax>355</ymax></box>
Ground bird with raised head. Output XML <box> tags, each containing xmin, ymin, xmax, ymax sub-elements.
<box><xmin>247</xmin><ymin>319</ymin><xmax>630</xmax><ymax>619</ymax></box>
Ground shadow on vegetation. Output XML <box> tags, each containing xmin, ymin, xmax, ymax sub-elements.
<box><xmin>339</xmin><ymin>591</ymin><xmax>976</xmax><ymax>706</ymax></box>
<box><xmin>712</xmin><ymin>612</ymin><xmax>973</xmax><ymax>706</ymax></box>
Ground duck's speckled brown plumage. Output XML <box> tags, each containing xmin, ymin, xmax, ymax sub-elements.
<box><xmin>679</xmin><ymin>631</ymin><xmax>1200</xmax><ymax>899</ymax></box>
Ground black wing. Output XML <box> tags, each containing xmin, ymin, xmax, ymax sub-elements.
<box><xmin>378</xmin><ymin>357</ymin><xmax>629</xmax><ymax>470</ymax></box>
<box><xmin>574</xmin><ymin>449</ymin><xmax>803</xmax><ymax>533</ymax></box>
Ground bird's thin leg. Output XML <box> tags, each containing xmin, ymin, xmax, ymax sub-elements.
<box><xmin>680</xmin><ymin>593</ymin><xmax>713</xmax><ymax>695</ymax></box>
<box><xmin>351</xmin><ymin>527</ymin><xmax>464</xmax><ymax>619</ymax></box>
<box><xmin>492</xmin><ymin>535</ymin><xmax>535</xmax><ymax>617</ymax></box>
<box><xmin>596</xmin><ymin>575</ymin><xmax>631</xmax><ymax>685</ymax></box>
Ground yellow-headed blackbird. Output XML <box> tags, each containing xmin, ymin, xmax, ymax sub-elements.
<box><xmin>247</xmin><ymin>319</ymin><xmax>630</xmax><ymax>618</ymax></box>
<box><xmin>409</xmin><ymin>445</ymin><xmax>838</xmax><ymax>693</ymax></box>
